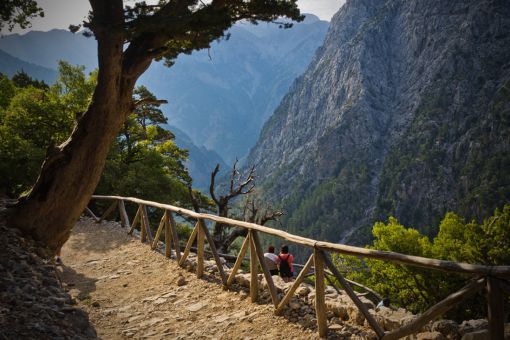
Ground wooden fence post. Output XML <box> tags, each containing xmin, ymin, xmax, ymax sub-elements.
<box><xmin>168</xmin><ymin>212</ymin><xmax>181</xmax><ymax>261</ymax></box>
<box><xmin>164</xmin><ymin>211</ymin><xmax>172</xmax><ymax>258</ymax></box>
<box><xmin>99</xmin><ymin>200</ymin><xmax>118</xmax><ymax>223</ymax></box>
<box><xmin>277</xmin><ymin>254</ymin><xmax>314</xmax><ymax>315</ymax></box>
<box><xmin>250</xmin><ymin>231</ymin><xmax>258</xmax><ymax>303</ymax></box>
<box><xmin>196</xmin><ymin>219</ymin><xmax>205</xmax><ymax>278</ymax></box>
<box><xmin>128</xmin><ymin>205</ymin><xmax>142</xmax><ymax>235</ymax></box>
<box><xmin>314</xmin><ymin>249</ymin><xmax>328</xmax><ymax>337</ymax></box>
<box><xmin>141</xmin><ymin>205</ymin><xmax>153</xmax><ymax>243</ymax></box>
<box><xmin>487</xmin><ymin>277</ymin><xmax>504</xmax><ymax>339</ymax></box>
<box><xmin>227</xmin><ymin>234</ymin><xmax>251</xmax><ymax>286</ymax></box>
<box><xmin>140</xmin><ymin>205</ymin><xmax>147</xmax><ymax>243</ymax></box>
<box><xmin>250</xmin><ymin>230</ymin><xmax>280</xmax><ymax>307</ymax></box>
<box><xmin>118</xmin><ymin>200</ymin><xmax>130</xmax><ymax>228</ymax></box>
<box><xmin>383</xmin><ymin>278</ymin><xmax>485</xmax><ymax>340</ymax></box>
<box><xmin>151</xmin><ymin>213</ymin><xmax>166</xmax><ymax>250</ymax></box>
<box><xmin>84</xmin><ymin>206</ymin><xmax>100</xmax><ymax>222</ymax></box>
<box><xmin>199</xmin><ymin>219</ymin><xmax>227</xmax><ymax>285</ymax></box>
<box><xmin>179</xmin><ymin>221</ymin><xmax>199</xmax><ymax>266</ymax></box>
<box><xmin>322</xmin><ymin>252</ymin><xmax>384</xmax><ymax>338</ymax></box>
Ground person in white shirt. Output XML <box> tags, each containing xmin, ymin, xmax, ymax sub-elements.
<box><xmin>264</xmin><ymin>245</ymin><xmax>280</xmax><ymax>276</ymax></box>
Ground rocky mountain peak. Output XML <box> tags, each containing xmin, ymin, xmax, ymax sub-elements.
<box><xmin>248</xmin><ymin>0</ymin><xmax>510</xmax><ymax>244</ymax></box>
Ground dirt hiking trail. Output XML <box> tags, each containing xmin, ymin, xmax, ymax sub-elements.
<box><xmin>60</xmin><ymin>218</ymin><xmax>333</xmax><ymax>339</ymax></box>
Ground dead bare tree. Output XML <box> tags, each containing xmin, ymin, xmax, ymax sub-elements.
<box><xmin>207</xmin><ymin>161</ymin><xmax>283</xmax><ymax>253</ymax></box>
<box><xmin>220</xmin><ymin>195</ymin><xmax>284</xmax><ymax>253</ymax></box>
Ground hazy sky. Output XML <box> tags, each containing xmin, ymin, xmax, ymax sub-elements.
<box><xmin>10</xmin><ymin>0</ymin><xmax>345</xmax><ymax>34</ymax></box>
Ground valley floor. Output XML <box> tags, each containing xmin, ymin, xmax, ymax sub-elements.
<box><xmin>61</xmin><ymin>218</ymin><xmax>331</xmax><ymax>339</ymax></box>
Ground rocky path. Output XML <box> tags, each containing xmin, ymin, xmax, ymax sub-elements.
<box><xmin>61</xmin><ymin>218</ymin><xmax>324</xmax><ymax>339</ymax></box>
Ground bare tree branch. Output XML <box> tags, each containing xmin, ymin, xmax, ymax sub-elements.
<box><xmin>187</xmin><ymin>185</ymin><xmax>201</xmax><ymax>213</ymax></box>
<box><xmin>208</xmin><ymin>161</ymin><xmax>283</xmax><ymax>253</ymax></box>
<box><xmin>210</xmin><ymin>164</ymin><xmax>221</xmax><ymax>207</ymax></box>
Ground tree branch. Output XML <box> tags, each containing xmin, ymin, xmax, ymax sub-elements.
<box><xmin>210</xmin><ymin>164</ymin><xmax>221</xmax><ymax>207</ymax></box>
<box><xmin>187</xmin><ymin>185</ymin><xmax>201</xmax><ymax>213</ymax></box>
<box><xmin>133</xmin><ymin>97</ymin><xmax>168</xmax><ymax>109</ymax></box>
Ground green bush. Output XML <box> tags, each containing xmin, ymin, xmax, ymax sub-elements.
<box><xmin>334</xmin><ymin>205</ymin><xmax>510</xmax><ymax>320</ymax></box>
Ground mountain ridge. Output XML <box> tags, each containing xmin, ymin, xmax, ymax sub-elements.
<box><xmin>0</xmin><ymin>15</ymin><xmax>329</xmax><ymax>166</ymax></box>
<box><xmin>0</xmin><ymin>49</ymin><xmax>57</xmax><ymax>83</ymax></box>
<box><xmin>247</xmin><ymin>0</ymin><xmax>510</xmax><ymax>245</ymax></box>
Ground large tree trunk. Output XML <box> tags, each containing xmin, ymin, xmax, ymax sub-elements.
<box><xmin>6</xmin><ymin>0</ymin><xmax>150</xmax><ymax>254</ymax></box>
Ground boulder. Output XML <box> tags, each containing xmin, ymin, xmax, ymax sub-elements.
<box><xmin>289</xmin><ymin>301</ymin><xmax>301</xmax><ymax>310</ymax></box>
<box><xmin>325</xmin><ymin>299</ymin><xmax>348</xmax><ymax>320</ymax></box>
<box><xmin>325</xmin><ymin>287</ymin><xmax>338</xmax><ymax>295</ymax></box>
<box><xmin>347</xmin><ymin>305</ymin><xmax>365</xmax><ymax>326</ymax></box>
<box><xmin>296</xmin><ymin>285</ymin><xmax>311</xmax><ymax>297</ymax></box>
<box><xmin>432</xmin><ymin>319</ymin><xmax>460</xmax><ymax>339</ymax></box>
<box><xmin>235</xmin><ymin>274</ymin><xmax>251</xmax><ymax>288</ymax></box>
<box><xmin>458</xmin><ymin>320</ymin><xmax>488</xmax><ymax>336</ymax></box>
<box><xmin>176</xmin><ymin>276</ymin><xmax>187</xmax><ymax>286</ymax></box>
<box><xmin>417</xmin><ymin>331</ymin><xmax>446</xmax><ymax>340</ymax></box>
<box><xmin>376</xmin><ymin>307</ymin><xmax>416</xmax><ymax>331</ymax></box>
<box><xmin>260</xmin><ymin>275</ymin><xmax>287</xmax><ymax>292</ymax></box>
<box><xmin>460</xmin><ymin>330</ymin><xmax>490</xmax><ymax>340</ymax></box>
<box><xmin>302</xmin><ymin>314</ymin><xmax>317</xmax><ymax>328</ymax></box>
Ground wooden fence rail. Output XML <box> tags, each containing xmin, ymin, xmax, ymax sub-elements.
<box><xmin>88</xmin><ymin>195</ymin><xmax>510</xmax><ymax>339</ymax></box>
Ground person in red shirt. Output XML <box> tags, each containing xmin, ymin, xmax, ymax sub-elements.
<box><xmin>278</xmin><ymin>245</ymin><xmax>294</xmax><ymax>282</ymax></box>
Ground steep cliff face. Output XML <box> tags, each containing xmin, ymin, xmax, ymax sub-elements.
<box><xmin>248</xmin><ymin>0</ymin><xmax>510</xmax><ymax>244</ymax></box>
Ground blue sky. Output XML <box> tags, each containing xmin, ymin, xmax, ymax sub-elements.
<box><xmin>11</xmin><ymin>0</ymin><xmax>345</xmax><ymax>34</ymax></box>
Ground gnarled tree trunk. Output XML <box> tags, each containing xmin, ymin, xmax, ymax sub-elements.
<box><xmin>6</xmin><ymin>1</ymin><xmax>150</xmax><ymax>254</ymax></box>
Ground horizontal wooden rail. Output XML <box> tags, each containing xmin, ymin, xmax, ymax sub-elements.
<box><xmin>91</xmin><ymin>195</ymin><xmax>510</xmax><ymax>279</ymax></box>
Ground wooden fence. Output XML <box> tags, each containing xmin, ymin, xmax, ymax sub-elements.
<box><xmin>87</xmin><ymin>195</ymin><xmax>510</xmax><ymax>339</ymax></box>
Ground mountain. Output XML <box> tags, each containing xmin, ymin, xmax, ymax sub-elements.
<box><xmin>138</xmin><ymin>15</ymin><xmax>329</xmax><ymax>163</ymax></box>
<box><xmin>247</xmin><ymin>0</ymin><xmax>510</xmax><ymax>245</ymax></box>
<box><xmin>0</xmin><ymin>15</ymin><xmax>328</xmax><ymax>166</ymax></box>
<box><xmin>0</xmin><ymin>29</ymin><xmax>97</xmax><ymax>72</ymax></box>
<box><xmin>0</xmin><ymin>49</ymin><xmax>57</xmax><ymax>83</ymax></box>
<box><xmin>170</xmin><ymin>126</ymin><xmax>227</xmax><ymax>190</ymax></box>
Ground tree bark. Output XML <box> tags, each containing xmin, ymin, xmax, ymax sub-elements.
<box><xmin>6</xmin><ymin>0</ymin><xmax>151</xmax><ymax>254</ymax></box>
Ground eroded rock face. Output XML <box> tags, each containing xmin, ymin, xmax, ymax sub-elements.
<box><xmin>247</xmin><ymin>0</ymin><xmax>510</xmax><ymax>246</ymax></box>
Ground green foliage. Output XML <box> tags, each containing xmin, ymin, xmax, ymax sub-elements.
<box><xmin>95</xmin><ymin>85</ymin><xmax>210</xmax><ymax>212</ymax></box>
<box><xmin>0</xmin><ymin>0</ymin><xmax>43</xmax><ymax>32</ymax></box>
<box><xmin>0</xmin><ymin>74</ymin><xmax>15</xmax><ymax>109</ymax></box>
<box><xmin>176</xmin><ymin>222</ymin><xmax>193</xmax><ymax>242</ymax></box>
<box><xmin>373</xmin><ymin>71</ymin><xmax>510</xmax><ymax>241</ymax></box>
<box><xmin>12</xmin><ymin>70</ymin><xmax>48</xmax><ymax>89</ymax></box>
<box><xmin>0</xmin><ymin>62</ymin><xmax>211</xmax><ymax>217</ymax></box>
<box><xmin>433</xmin><ymin>206</ymin><xmax>510</xmax><ymax>266</ymax></box>
<box><xmin>271</xmin><ymin>157</ymin><xmax>374</xmax><ymax>261</ymax></box>
<box><xmin>334</xmin><ymin>206</ymin><xmax>510</xmax><ymax>320</ymax></box>
<box><xmin>0</xmin><ymin>67</ymin><xmax>77</xmax><ymax>195</ymax></box>
<box><xmin>51</xmin><ymin>63</ymin><xmax>96</xmax><ymax>116</ymax></box>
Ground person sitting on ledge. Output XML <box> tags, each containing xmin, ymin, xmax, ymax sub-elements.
<box><xmin>278</xmin><ymin>244</ymin><xmax>294</xmax><ymax>282</ymax></box>
<box><xmin>264</xmin><ymin>245</ymin><xmax>280</xmax><ymax>276</ymax></box>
